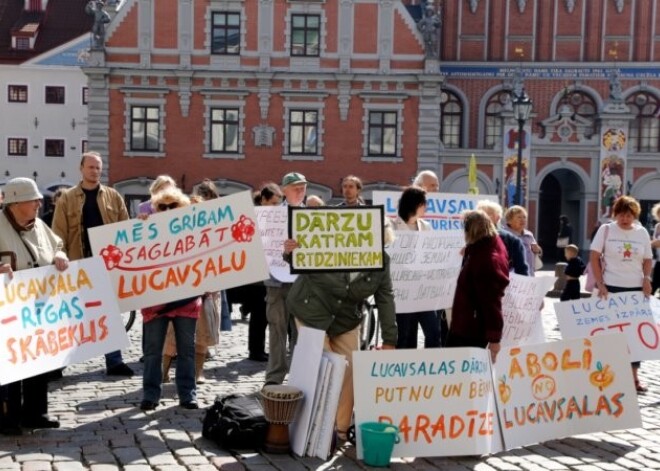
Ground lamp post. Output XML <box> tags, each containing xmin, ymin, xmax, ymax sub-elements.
<box><xmin>512</xmin><ymin>90</ymin><xmax>533</xmax><ymax>206</ymax></box>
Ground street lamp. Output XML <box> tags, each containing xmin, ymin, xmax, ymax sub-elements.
<box><xmin>512</xmin><ymin>90</ymin><xmax>533</xmax><ymax>206</ymax></box>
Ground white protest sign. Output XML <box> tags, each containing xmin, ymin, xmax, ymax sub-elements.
<box><xmin>387</xmin><ymin>230</ymin><xmax>463</xmax><ymax>312</ymax></box>
<box><xmin>0</xmin><ymin>258</ymin><xmax>128</xmax><ymax>384</ymax></box>
<box><xmin>493</xmin><ymin>335</ymin><xmax>641</xmax><ymax>449</ymax></box>
<box><xmin>289</xmin><ymin>206</ymin><xmax>384</xmax><ymax>272</ymax></box>
<box><xmin>255</xmin><ymin>206</ymin><xmax>297</xmax><ymax>283</ymax></box>
<box><xmin>372</xmin><ymin>191</ymin><xmax>497</xmax><ymax>231</ymax></box>
<box><xmin>89</xmin><ymin>191</ymin><xmax>270</xmax><ymax>312</ymax></box>
<box><xmin>554</xmin><ymin>291</ymin><xmax>660</xmax><ymax>362</ymax></box>
<box><xmin>501</xmin><ymin>274</ymin><xmax>555</xmax><ymax>346</ymax></box>
<box><xmin>353</xmin><ymin>348</ymin><xmax>503</xmax><ymax>458</ymax></box>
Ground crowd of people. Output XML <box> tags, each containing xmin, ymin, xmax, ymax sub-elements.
<box><xmin>0</xmin><ymin>154</ymin><xmax>659</xmax><ymax>443</ymax></box>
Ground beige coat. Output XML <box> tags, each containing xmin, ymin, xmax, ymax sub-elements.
<box><xmin>51</xmin><ymin>183</ymin><xmax>129</xmax><ymax>261</ymax></box>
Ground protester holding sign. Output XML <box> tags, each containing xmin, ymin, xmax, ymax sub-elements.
<box><xmin>0</xmin><ymin>177</ymin><xmax>69</xmax><ymax>435</ymax></box>
<box><xmin>502</xmin><ymin>205</ymin><xmax>542</xmax><ymax>276</ymax></box>
<box><xmin>139</xmin><ymin>188</ymin><xmax>201</xmax><ymax>411</ymax></box>
<box><xmin>264</xmin><ymin>172</ymin><xmax>307</xmax><ymax>386</ymax></box>
<box><xmin>392</xmin><ymin>186</ymin><xmax>441</xmax><ymax>349</ymax></box>
<box><xmin>447</xmin><ymin>210</ymin><xmax>509</xmax><ymax>362</ymax></box>
<box><xmin>476</xmin><ymin>200</ymin><xmax>529</xmax><ymax>276</ymax></box>
<box><xmin>590</xmin><ymin>195</ymin><xmax>653</xmax><ymax>393</ymax></box>
<box><xmin>284</xmin><ymin>222</ymin><xmax>398</xmax><ymax>442</ymax></box>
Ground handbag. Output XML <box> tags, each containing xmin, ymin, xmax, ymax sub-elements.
<box><xmin>534</xmin><ymin>253</ymin><xmax>543</xmax><ymax>271</ymax></box>
<box><xmin>202</xmin><ymin>293</ymin><xmax>221</xmax><ymax>346</ymax></box>
<box><xmin>556</xmin><ymin>236</ymin><xmax>569</xmax><ymax>248</ymax></box>
<box><xmin>585</xmin><ymin>224</ymin><xmax>610</xmax><ymax>291</ymax></box>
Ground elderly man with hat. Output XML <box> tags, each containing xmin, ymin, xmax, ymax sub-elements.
<box><xmin>0</xmin><ymin>177</ymin><xmax>69</xmax><ymax>435</ymax></box>
<box><xmin>263</xmin><ymin>172</ymin><xmax>308</xmax><ymax>385</ymax></box>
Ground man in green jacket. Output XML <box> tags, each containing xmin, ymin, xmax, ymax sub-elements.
<box><xmin>284</xmin><ymin>232</ymin><xmax>397</xmax><ymax>442</ymax></box>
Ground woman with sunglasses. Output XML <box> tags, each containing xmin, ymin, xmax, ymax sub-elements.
<box><xmin>139</xmin><ymin>188</ymin><xmax>201</xmax><ymax>410</ymax></box>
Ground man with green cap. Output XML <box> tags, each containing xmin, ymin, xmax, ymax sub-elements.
<box><xmin>263</xmin><ymin>172</ymin><xmax>307</xmax><ymax>385</ymax></box>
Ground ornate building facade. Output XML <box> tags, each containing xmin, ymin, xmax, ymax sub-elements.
<box><xmin>85</xmin><ymin>0</ymin><xmax>660</xmax><ymax>255</ymax></box>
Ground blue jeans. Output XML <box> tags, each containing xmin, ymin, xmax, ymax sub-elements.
<box><xmin>105</xmin><ymin>350</ymin><xmax>123</xmax><ymax>369</ymax></box>
<box><xmin>143</xmin><ymin>316</ymin><xmax>197</xmax><ymax>404</ymax></box>
<box><xmin>220</xmin><ymin>290</ymin><xmax>232</xmax><ymax>331</ymax></box>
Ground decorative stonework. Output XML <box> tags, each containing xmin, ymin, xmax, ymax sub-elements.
<box><xmin>469</xmin><ymin>0</ymin><xmax>480</xmax><ymax>14</ymax></box>
<box><xmin>564</xmin><ymin>0</ymin><xmax>576</xmax><ymax>13</ymax></box>
<box><xmin>614</xmin><ymin>0</ymin><xmax>624</xmax><ymax>13</ymax></box>
<box><xmin>517</xmin><ymin>0</ymin><xmax>526</xmax><ymax>14</ymax></box>
<box><xmin>338</xmin><ymin>80</ymin><xmax>351</xmax><ymax>121</ymax></box>
<box><xmin>253</xmin><ymin>125</ymin><xmax>275</xmax><ymax>147</ymax></box>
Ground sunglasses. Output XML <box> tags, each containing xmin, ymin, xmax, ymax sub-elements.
<box><xmin>157</xmin><ymin>202</ymin><xmax>179</xmax><ymax>211</ymax></box>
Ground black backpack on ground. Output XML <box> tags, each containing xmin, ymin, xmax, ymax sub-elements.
<box><xmin>202</xmin><ymin>393</ymin><xmax>268</xmax><ymax>450</ymax></box>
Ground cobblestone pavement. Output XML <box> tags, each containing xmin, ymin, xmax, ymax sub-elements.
<box><xmin>2</xmin><ymin>271</ymin><xmax>660</xmax><ymax>470</ymax></box>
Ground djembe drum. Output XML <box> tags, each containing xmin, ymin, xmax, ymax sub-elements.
<box><xmin>259</xmin><ymin>385</ymin><xmax>304</xmax><ymax>453</ymax></box>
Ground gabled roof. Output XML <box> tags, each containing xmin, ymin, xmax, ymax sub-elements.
<box><xmin>0</xmin><ymin>0</ymin><xmax>93</xmax><ymax>64</ymax></box>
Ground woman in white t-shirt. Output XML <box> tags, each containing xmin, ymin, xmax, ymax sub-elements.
<box><xmin>590</xmin><ymin>195</ymin><xmax>653</xmax><ymax>393</ymax></box>
<box><xmin>651</xmin><ymin>202</ymin><xmax>660</xmax><ymax>297</ymax></box>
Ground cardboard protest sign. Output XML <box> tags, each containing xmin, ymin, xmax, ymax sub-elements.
<box><xmin>353</xmin><ymin>348</ymin><xmax>503</xmax><ymax>458</ymax></box>
<box><xmin>501</xmin><ymin>274</ymin><xmax>555</xmax><ymax>346</ymax></box>
<box><xmin>555</xmin><ymin>291</ymin><xmax>660</xmax><ymax>362</ymax></box>
<box><xmin>255</xmin><ymin>206</ymin><xmax>297</xmax><ymax>283</ymax></box>
<box><xmin>387</xmin><ymin>230</ymin><xmax>463</xmax><ymax>312</ymax></box>
<box><xmin>288</xmin><ymin>206</ymin><xmax>384</xmax><ymax>273</ymax></box>
<box><xmin>372</xmin><ymin>191</ymin><xmax>497</xmax><ymax>231</ymax></box>
<box><xmin>89</xmin><ymin>191</ymin><xmax>270</xmax><ymax>312</ymax></box>
<box><xmin>493</xmin><ymin>335</ymin><xmax>641</xmax><ymax>449</ymax></box>
<box><xmin>0</xmin><ymin>258</ymin><xmax>128</xmax><ymax>384</ymax></box>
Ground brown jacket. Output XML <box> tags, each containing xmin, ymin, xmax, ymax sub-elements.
<box><xmin>52</xmin><ymin>183</ymin><xmax>129</xmax><ymax>261</ymax></box>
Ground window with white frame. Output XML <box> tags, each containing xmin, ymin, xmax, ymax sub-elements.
<box><xmin>210</xmin><ymin>108</ymin><xmax>239</xmax><ymax>153</ymax></box>
<box><xmin>626</xmin><ymin>91</ymin><xmax>660</xmax><ymax>152</ymax></box>
<box><xmin>8</xmin><ymin>138</ymin><xmax>27</xmax><ymax>156</ymax></box>
<box><xmin>368</xmin><ymin>111</ymin><xmax>398</xmax><ymax>157</ymax></box>
<box><xmin>288</xmin><ymin>109</ymin><xmax>318</xmax><ymax>154</ymax></box>
<box><xmin>290</xmin><ymin>14</ymin><xmax>320</xmax><ymax>57</ymax></box>
<box><xmin>441</xmin><ymin>90</ymin><xmax>463</xmax><ymax>149</ymax></box>
<box><xmin>211</xmin><ymin>12</ymin><xmax>240</xmax><ymax>55</ymax></box>
<box><xmin>484</xmin><ymin>90</ymin><xmax>510</xmax><ymax>149</ymax></box>
<box><xmin>130</xmin><ymin>106</ymin><xmax>160</xmax><ymax>151</ymax></box>
<box><xmin>360</xmin><ymin>101</ymin><xmax>404</xmax><ymax>160</ymax></box>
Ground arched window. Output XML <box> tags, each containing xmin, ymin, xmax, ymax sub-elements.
<box><xmin>440</xmin><ymin>90</ymin><xmax>462</xmax><ymax>148</ymax></box>
<box><xmin>484</xmin><ymin>90</ymin><xmax>511</xmax><ymax>149</ymax></box>
<box><xmin>626</xmin><ymin>91</ymin><xmax>660</xmax><ymax>152</ymax></box>
<box><xmin>556</xmin><ymin>90</ymin><xmax>597</xmax><ymax>136</ymax></box>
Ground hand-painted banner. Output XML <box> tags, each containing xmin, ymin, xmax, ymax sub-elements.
<box><xmin>289</xmin><ymin>206</ymin><xmax>384</xmax><ymax>273</ymax></box>
<box><xmin>501</xmin><ymin>274</ymin><xmax>555</xmax><ymax>346</ymax></box>
<box><xmin>387</xmin><ymin>230</ymin><xmax>463</xmax><ymax>312</ymax></box>
<box><xmin>0</xmin><ymin>258</ymin><xmax>128</xmax><ymax>384</ymax></box>
<box><xmin>255</xmin><ymin>206</ymin><xmax>297</xmax><ymax>283</ymax></box>
<box><xmin>352</xmin><ymin>348</ymin><xmax>503</xmax><ymax>458</ymax></box>
<box><xmin>372</xmin><ymin>191</ymin><xmax>497</xmax><ymax>231</ymax></box>
<box><xmin>493</xmin><ymin>335</ymin><xmax>641</xmax><ymax>449</ymax></box>
<box><xmin>89</xmin><ymin>191</ymin><xmax>270</xmax><ymax>312</ymax></box>
<box><xmin>554</xmin><ymin>291</ymin><xmax>660</xmax><ymax>362</ymax></box>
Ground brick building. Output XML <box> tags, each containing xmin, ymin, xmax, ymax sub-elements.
<box><xmin>86</xmin><ymin>0</ymin><xmax>660</xmax><ymax>256</ymax></box>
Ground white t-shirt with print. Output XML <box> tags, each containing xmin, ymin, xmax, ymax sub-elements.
<box><xmin>590</xmin><ymin>222</ymin><xmax>652</xmax><ymax>288</ymax></box>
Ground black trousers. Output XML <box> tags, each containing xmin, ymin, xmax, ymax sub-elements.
<box><xmin>560</xmin><ymin>279</ymin><xmax>581</xmax><ymax>301</ymax></box>
<box><xmin>0</xmin><ymin>373</ymin><xmax>49</xmax><ymax>428</ymax></box>
<box><xmin>244</xmin><ymin>284</ymin><xmax>268</xmax><ymax>356</ymax></box>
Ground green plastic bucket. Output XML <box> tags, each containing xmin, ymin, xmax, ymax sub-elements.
<box><xmin>360</xmin><ymin>422</ymin><xmax>400</xmax><ymax>467</ymax></box>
